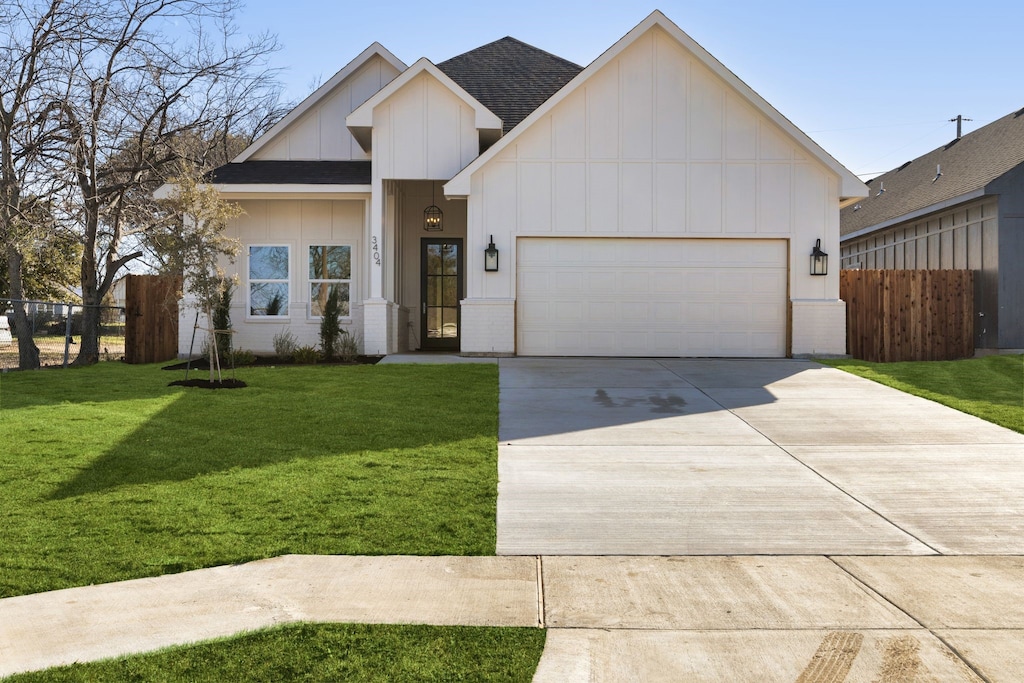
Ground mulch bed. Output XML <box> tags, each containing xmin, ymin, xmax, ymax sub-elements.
<box><xmin>167</xmin><ymin>378</ymin><xmax>247</xmax><ymax>389</ymax></box>
<box><xmin>162</xmin><ymin>355</ymin><xmax>382</xmax><ymax>371</ymax></box>
<box><xmin>162</xmin><ymin>355</ymin><xmax>383</xmax><ymax>389</ymax></box>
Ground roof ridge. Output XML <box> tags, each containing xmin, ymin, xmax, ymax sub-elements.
<box><xmin>438</xmin><ymin>36</ymin><xmax>582</xmax><ymax>70</ymax></box>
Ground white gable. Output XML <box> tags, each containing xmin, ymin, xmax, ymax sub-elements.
<box><xmin>238</xmin><ymin>45</ymin><xmax>405</xmax><ymax>162</ymax></box>
<box><xmin>447</xmin><ymin>11</ymin><xmax>866</xmax><ymax>201</ymax></box>
<box><xmin>347</xmin><ymin>59</ymin><xmax>502</xmax><ymax>180</ymax></box>
<box><xmin>464</xmin><ymin>25</ymin><xmax>843</xmax><ymax>237</ymax></box>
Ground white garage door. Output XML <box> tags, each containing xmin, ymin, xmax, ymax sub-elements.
<box><xmin>516</xmin><ymin>238</ymin><xmax>788</xmax><ymax>357</ymax></box>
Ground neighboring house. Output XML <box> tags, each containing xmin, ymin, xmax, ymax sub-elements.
<box><xmin>840</xmin><ymin>109</ymin><xmax>1024</xmax><ymax>351</ymax></box>
<box><xmin>174</xmin><ymin>11</ymin><xmax>866</xmax><ymax>359</ymax></box>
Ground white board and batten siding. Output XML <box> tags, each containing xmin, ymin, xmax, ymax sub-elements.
<box><xmin>459</xmin><ymin>22</ymin><xmax>851</xmax><ymax>357</ymax></box>
<box><xmin>517</xmin><ymin>238</ymin><xmax>788</xmax><ymax>357</ymax></box>
<box><xmin>252</xmin><ymin>55</ymin><xmax>402</xmax><ymax>161</ymax></box>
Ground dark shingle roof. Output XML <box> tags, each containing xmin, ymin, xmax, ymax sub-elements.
<box><xmin>208</xmin><ymin>160</ymin><xmax>371</xmax><ymax>185</ymax></box>
<box><xmin>437</xmin><ymin>37</ymin><xmax>583</xmax><ymax>134</ymax></box>
<box><xmin>841</xmin><ymin>108</ymin><xmax>1024</xmax><ymax>237</ymax></box>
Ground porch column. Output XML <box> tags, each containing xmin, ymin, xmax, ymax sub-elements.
<box><xmin>363</xmin><ymin>176</ymin><xmax>395</xmax><ymax>354</ymax></box>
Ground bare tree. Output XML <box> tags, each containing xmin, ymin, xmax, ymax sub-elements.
<box><xmin>0</xmin><ymin>0</ymin><xmax>84</xmax><ymax>369</ymax></box>
<box><xmin>45</xmin><ymin>0</ymin><xmax>279</xmax><ymax>365</ymax></box>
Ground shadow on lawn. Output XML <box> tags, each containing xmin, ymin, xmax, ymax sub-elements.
<box><xmin>47</xmin><ymin>365</ymin><xmax>497</xmax><ymax>500</ymax></box>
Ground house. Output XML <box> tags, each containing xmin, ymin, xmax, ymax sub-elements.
<box><xmin>840</xmin><ymin>109</ymin><xmax>1024</xmax><ymax>351</ymax></box>
<box><xmin>180</xmin><ymin>11</ymin><xmax>867</xmax><ymax>359</ymax></box>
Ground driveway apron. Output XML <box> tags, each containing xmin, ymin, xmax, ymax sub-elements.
<box><xmin>496</xmin><ymin>358</ymin><xmax>1024</xmax><ymax>556</ymax></box>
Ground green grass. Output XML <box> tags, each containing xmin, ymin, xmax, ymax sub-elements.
<box><xmin>820</xmin><ymin>354</ymin><xmax>1024</xmax><ymax>433</ymax></box>
<box><xmin>2</xmin><ymin>623</ymin><xmax>546</xmax><ymax>682</ymax></box>
<box><xmin>0</xmin><ymin>362</ymin><xmax>499</xmax><ymax>598</ymax></box>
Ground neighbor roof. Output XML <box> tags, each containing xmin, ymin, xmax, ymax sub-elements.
<box><xmin>207</xmin><ymin>161</ymin><xmax>371</xmax><ymax>185</ymax></box>
<box><xmin>841</xmin><ymin>108</ymin><xmax>1024</xmax><ymax>237</ymax></box>
<box><xmin>437</xmin><ymin>37</ymin><xmax>583</xmax><ymax>134</ymax></box>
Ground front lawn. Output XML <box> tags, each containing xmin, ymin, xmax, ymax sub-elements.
<box><xmin>3</xmin><ymin>623</ymin><xmax>546</xmax><ymax>683</ymax></box>
<box><xmin>820</xmin><ymin>354</ymin><xmax>1023</xmax><ymax>433</ymax></box>
<box><xmin>0</xmin><ymin>362</ymin><xmax>499</xmax><ymax>598</ymax></box>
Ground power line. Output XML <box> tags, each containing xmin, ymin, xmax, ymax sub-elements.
<box><xmin>852</xmin><ymin>120</ymin><xmax>953</xmax><ymax>177</ymax></box>
<box><xmin>807</xmin><ymin>120</ymin><xmax>949</xmax><ymax>134</ymax></box>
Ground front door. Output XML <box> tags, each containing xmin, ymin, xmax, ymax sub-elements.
<box><xmin>421</xmin><ymin>239</ymin><xmax>463</xmax><ymax>350</ymax></box>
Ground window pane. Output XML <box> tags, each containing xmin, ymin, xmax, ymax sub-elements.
<box><xmin>441</xmin><ymin>307</ymin><xmax>458</xmax><ymax>338</ymax></box>
<box><xmin>310</xmin><ymin>283</ymin><xmax>350</xmax><ymax>317</ymax></box>
<box><xmin>442</xmin><ymin>243</ymin><xmax>458</xmax><ymax>275</ymax></box>
<box><xmin>442</xmin><ymin>276</ymin><xmax>458</xmax><ymax>306</ymax></box>
<box><xmin>250</xmin><ymin>246</ymin><xmax>289</xmax><ymax>280</ymax></box>
<box><xmin>309</xmin><ymin>245</ymin><xmax>350</xmax><ymax>280</ymax></box>
<box><xmin>250</xmin><ymin>282</ymin><xmax>289</xmax><ymax>316</ymax></box>
<box><xmin>426</xmin><ymin>307</ymin><xmax>441</xmax><ymax>338</ymax></box>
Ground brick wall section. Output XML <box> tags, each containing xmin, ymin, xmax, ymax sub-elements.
<box><xmin>791</xmin><ymin>299</ymin><xmax>847</xmax><ymax>357</ymax></box>
<box><xmin>460</xmin><ymin>299</ymin><xmax>516</xmax><ymax>355</ymax></box>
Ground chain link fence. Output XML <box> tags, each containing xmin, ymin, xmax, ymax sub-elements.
<box><xmin>1</xmin><ymin>300</ymin><xmax>126</xmax><ymax>370</ymax></box>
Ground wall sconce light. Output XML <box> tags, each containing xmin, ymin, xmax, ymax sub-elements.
<box><xmin>423</xmin><ymin>182</ymin><xmax>443</xmax><ymax>231</ymax></box>
<box><xmin>810</xmin><ymin>239</ymin><xmax>828</xmax><ymax>276</ymax></box>
<box><xmin>484</xmin><ymin>235</ymin><xmax>499</xmax><ymax>272</ymax></box>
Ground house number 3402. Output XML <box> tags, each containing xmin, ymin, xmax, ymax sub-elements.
<box><xmin>371</xmin><ymin>236</ymin><xmax>381</xmax><ymax>267</ymax></box>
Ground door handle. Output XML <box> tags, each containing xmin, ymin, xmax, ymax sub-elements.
<box><xmin>422</xmin><ymin>302</ymin><xmax>427</xmax><ymax>315</ymax></box>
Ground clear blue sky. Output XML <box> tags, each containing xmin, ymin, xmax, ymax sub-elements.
<box><xmin>235</xmin><ymin>0</ymin><xmax>1023</xmax><ymax>180</ymax></box>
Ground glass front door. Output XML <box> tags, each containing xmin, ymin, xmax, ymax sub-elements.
<box><xmin>421</xmin><ymin>239</ymin><xmax>462</xmax><ymax>350</ymax></box>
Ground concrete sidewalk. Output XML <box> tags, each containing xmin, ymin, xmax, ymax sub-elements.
<box><xmin>3</xmin><ymin>554</ymin><xmax>1024</xmax><ymax>680</ymax></box>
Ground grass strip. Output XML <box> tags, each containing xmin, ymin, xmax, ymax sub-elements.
<box><xmin>2</xmin><ymin>623</ymin><xmax>546</xmax><ymax>682</ymax></box>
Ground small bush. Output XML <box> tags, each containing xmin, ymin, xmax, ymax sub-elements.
<box><xmin>293</xmin><ymin>345</ymin><xmax>319</xmax><ymax>365</ymax></box>
<box><xmin>319</xmin><ymin>287</ymin><xmax>344</xmax><ymax>361</ymax></box>
<box><xmin>230</xmin><ymin>348</ymin><xmax>256</xmax><ymax>366</ymax></box>
<box><xmin>212</xmin><ymin>283</ymin><xmax>234</xmax><ymax>363</ymax></box>
<box><xmin>273</xmin><ymin>327</ymin><xmax>299</xmax><ymax>359</ymax></box>
<box><xmin>336</xmin><ymin>329</ymin><xmax>359</xmax><ymax>362</ymax></box>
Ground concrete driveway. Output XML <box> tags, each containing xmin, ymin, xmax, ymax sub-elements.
<box><xmin>497</xmin><ymin>358</ymin><xmax>1024</xmax><ymax>556</ymax></box>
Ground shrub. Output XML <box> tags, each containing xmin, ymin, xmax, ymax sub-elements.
<box><xmin>273</xmin><ymin>327</ymin><xmax>299</xmax><ymax>359</ymax></box>
<box><xmin>293</xmin><ymin>345</ymin><xmax>319</xmax><ymax>364</ymax></box>
<box><xmin>211</xmin><ymin>283</ymin><xmax>233</xmax><ymax>363</ymax></box>
<box><xmin>336</xmin><ymin>329</ymin><xmax>359</xmax><ymax>362</ymax></box>
<box><xmin>230</xmin><ymin>348</ymin><xmax>256</xmax><ymax>366</ymax></box>
<box><xmin>319</xmin><ymin>286</ymin><xmax>344</xmax><ymax>361</ymax></box>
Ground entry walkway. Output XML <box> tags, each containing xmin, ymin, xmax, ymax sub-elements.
<box><xmin>497</xmin><ymin>358</ymin><xmax>1024</xmax><ymax>555</ymax></box>
<box><xmin>3</xmin><ymin>554</ymin><xmax>1024</xmax><ymax>680</ymax></box>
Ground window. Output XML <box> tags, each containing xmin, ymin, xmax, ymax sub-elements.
<box><xmin>249</xmin><ymin>245</ymin><xmax>289</xmax><ymax>316</ymax></box>
<box><xmin>309</xmin><ymin>245</ymin><xmax>351</xmax><ymax>317</ymax></box>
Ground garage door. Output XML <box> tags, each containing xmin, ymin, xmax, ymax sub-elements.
<box><xmin>516</xmin><ymin>238</ymin><xmax>788</xmax><ymax>357</ymax></box>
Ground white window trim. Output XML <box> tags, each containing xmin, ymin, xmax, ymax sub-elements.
<box><xmin>307</xmin><ymin>243</ymin><xmax>354</xmax><ymax>321</ymax></box>
<box><xmin>247</xmin><ymin>243</ymin><xmax>291</xmax><ymax>321</ymax></box>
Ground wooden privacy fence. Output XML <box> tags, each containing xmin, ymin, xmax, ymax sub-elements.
<box><xmin>124</xmin><ymin>274</ymin><xmax>181</xmax><ymax>364</ymax></box>
<box><xmin>841</xmin><ymin>270</ymin><xmax>974</xmax><ymax>362</ymax></box>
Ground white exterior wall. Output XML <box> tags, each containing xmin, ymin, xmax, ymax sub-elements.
<box><xmin>252</xmin><ymin>55</ymin><xmax>401</xmax><ymax>161</ymax></box>
<box><xmin>370</xmin><ymin>72</ymin><xmax>481</xmax><ymax>181</ymax></box>
<box><xmin>179</xmin><ymin>197</ymin><xmax>368</xmax><ymax>356</ymax></box>
<box><xmin>462</xmin><ymin>26</ymin><xmax>846</xmax><ymax>355</ymax></box>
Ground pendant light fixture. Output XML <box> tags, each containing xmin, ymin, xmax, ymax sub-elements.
<box><xmin>424</xmin><ymin>181</ymin><xmax>443</xmax><ymax>231</ymax></box>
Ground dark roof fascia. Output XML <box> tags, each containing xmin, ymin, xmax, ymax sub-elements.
<box><xmin>840</xmin><ymin>188</ymin><xmax>988</xmax><ymax>242</ymax></box>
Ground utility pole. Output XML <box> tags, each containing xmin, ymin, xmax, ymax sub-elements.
<box><xmin>950</xmin><ymin>114</ymin><xmax>973</xmax><ymax>139</ymax></box>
